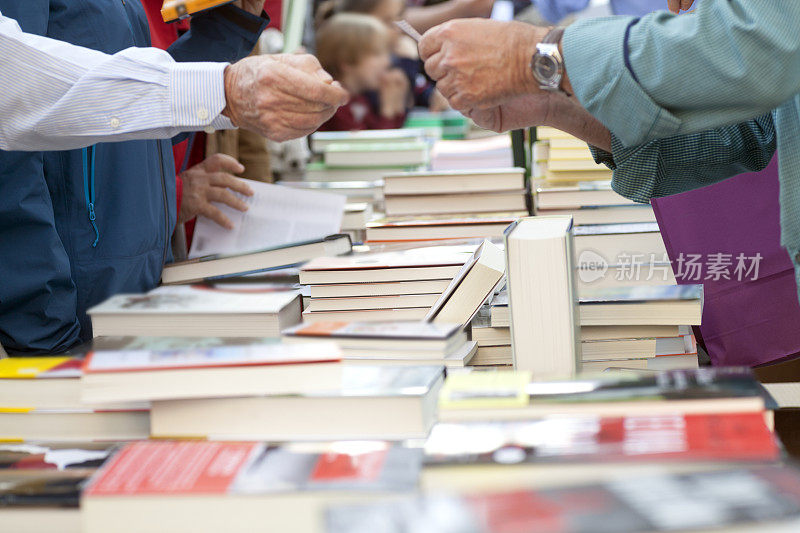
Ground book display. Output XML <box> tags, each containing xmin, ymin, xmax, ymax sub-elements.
<box><xmin>4</xmin><ymin>114</ymin><xmax>797</xmax><ymax>533</ymax></box>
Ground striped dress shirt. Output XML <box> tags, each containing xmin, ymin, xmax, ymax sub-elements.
<box><xmin>0</xmin><ymin>11</ymin><xmax>233</xmax><ymax>152</ymax></box>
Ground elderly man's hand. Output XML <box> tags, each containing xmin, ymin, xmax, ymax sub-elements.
<box><xmin>466</xmin><ymin>93</ymin><xmax>554</xmax><ymax>133</ymax></box>
<box><xmin>419</xmin><ymin>19</ymin><xmax>548</xmax><ymax>112</ymax></box>
<box><xmin>179</xmin><ymin>154</ymin><xmax>254</xmax><ymax>229</ymax></box>
<box><xmin>222</xmin><ymin>54</ymin><xmax>349</xmax><ymax>142</ymax></box>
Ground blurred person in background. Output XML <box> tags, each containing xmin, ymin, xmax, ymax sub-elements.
<box><xmin>317</xmin><ymin>13</ymin><xmax>410</xmax><ymax>130</ymax></box>
<box><xmin>317</xmin><ymin>0</ymin><xmax>449</xmax><ymax>111</ymax></box>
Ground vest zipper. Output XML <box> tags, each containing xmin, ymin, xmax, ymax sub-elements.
<box><xmin>156</xmin><ymin>141</ymin><xmax>170</xmax><ymax>266</ymax></box>
<box><xmin>82</xmin><ymin>146</ymin><xmax>100</xmax><ymax>248</ymax></box>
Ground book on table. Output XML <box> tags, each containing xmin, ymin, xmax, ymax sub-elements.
<box><xmin>534</xmin><ymin>180</ymin><xmax>636</xmax><ymax>209</ymax></box>
<box><xmin>282</xmin><ymin>321</ymin><xmax>465</xmax><ymax>358</ymax></box>
<box><xmin>384</xmin><ymin>191</ymin><xmax>528</xmax><ymax>217</ymax></box>
<box><xmin>365</xmin><ymin>214</ymin><xmax>521</xmax><ymax>242</ymax></box>
<box><xmin>0</xmin><ymin>357</ymin><xmax>148</xmax><ymax>442</ymax></box>
<box><xmin>579</xmin><ymin>284</ymin><xmax>703</xmax><ymax>326</ymax></box>
<box><xmin>426</xmin><ymin>240</ymin><xmax>506</xmax><ymax>328</ymax></box>
<box><xmin>162</xmin><ymin>234</ymin><xmax>352</xmax><ymax>285</ymax></box>
<box><xmin>81</xmin><ymin>336</ymin><xmax>343</xmax><ymax>404</ymax></box>
<box><xmin>383</xmin><ymin>168</ymin><xmax>525</xmax><ymax>196</ymax></box>
<box><xmin>309</xmin><ymin>279</ymin><xmax>453</xmax><ymax>298</ymax></box>
<box><xmin>437</xmin><ymin>368</ymin><xmax>773</xmax><ymax>423</ymax></box>
<box><xmin>504</xmin><ymin>216</ymin><xmax>580</xmax><ymax>378</ymax></box>
<box><xmin>326</xmin><ymin>465</ymin><xmax>800</xmax><ymax>533</ymax></box>
<box><xmin>302</xmin><ymin>307</ymin><xmax>431</xmax><ymax>323</ymax></box>
<box><xmin>537</xmin><ymin>204</ymin><xmax>656</xmax><ymax>225</ymax></box>
<box><xmin>421</xmin><ymin>411</ymin><xmax>781</xmax><ymax>492</ymax></box>
<box><xmin>490</xmin><ymin>284</ymin><xmax>703</xmax><ymax>327</ymax></box>
<box><xmin>148</xmin><ymin>365</ymin><xmax>445</xmax><ymax>441</ymax></box>
<box><xmin>299</xmin><ymin>243</ymin><xmax>476</xmax><ymax>285</ymax></box>
<box><xmin>88</xmin><ymin>284</ymin><xmax>302</xmax><ymax>338</ymax></box>
<box><xmin>323</xmin><ymin>141</ymin><xmax>430</xmax><ymax>168</ymax></box>
<box><xmin>188</xmin><ymin>179</ymin><xmax>346</xmax><ymax>260</ymax></box>
<box><xmin>310</xmin><ymin>128</ymin><xmax>428</xmax><ymax>153</ymax></box>
<box><xmin>82</xmin><ymin>441</ymin><xmax>422</xmax><ymax>533</ymax></box>
<box><xmin>0</xmin><ymin>356</ymin><xmax>138</xmax><ymax>411</ymax></box>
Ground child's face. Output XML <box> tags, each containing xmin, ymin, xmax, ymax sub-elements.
<box><xmin>349</xmin><ymin>50</ymin><xmax>391</xmax><ymax>91</ymax></box>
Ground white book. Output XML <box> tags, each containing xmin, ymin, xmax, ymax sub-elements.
<box><xmin>310</xmin><ymin>128</ymin><xmax>427</xmax><ymax>152</ymax></box>
<box><xmin>505</xmin><ymin>216</ymin><xmax>580</xmax><ymax>378</ymax></box>
<box><xmin>324</xmin><ymin>142</ymin><xmax>430</xmax><ymax>169</ymax></box>
<box><xmin>88</xmin><ymin>285</ymin><xmax>302</xmax><ymax>338</ymax></box>
<box><xmin>383</xmin><ymin>168</ymin><xmax>525</xmax><ymax>196</ymax></box>
<box><xmin>426</xmin><ymin>241</ymin><xmax>506</xmax><ymax>327</ymax></box>
<box><xmin>189</xmin><ymin>179</ymin><xmax>345</xmax><ymax>259</ymax></box>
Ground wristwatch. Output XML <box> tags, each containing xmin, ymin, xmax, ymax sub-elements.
<box><xmin>531</xmin><ymin>27</ymin><xmax>570</xmax><ymax>95</ymax></box>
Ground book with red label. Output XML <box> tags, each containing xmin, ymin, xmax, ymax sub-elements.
<box><xmin>327</xmin><ymin>465</ymin><xmax>800</xmax><ymax>533</ymax></box>
<box><xmin>81</xmin><ymin>337</ymin><xmax>343</xmax><ymax>405</ymax></box>
<box><xmin>82</xmin><ymin>441</ymin><xmax>421</xmax><ymax>533</ymax></box>
<box><xmin>425</xmin><ymin>412</ymin><xmax>780</xmax><ymax>469</ymax></box>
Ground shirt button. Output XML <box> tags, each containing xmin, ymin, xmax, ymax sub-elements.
<box><xmin>197</xmin><ymin>108</ymin><xmax>209</xmax><ymax>120</ymax></box>
<box><xmin>110</xmin><ymin>117</ymin><xmax>121</xmax><ymax>129</ymax></box>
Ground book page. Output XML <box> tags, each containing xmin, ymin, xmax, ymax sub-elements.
<box><xmin>189</xmin><ymin>179</ymin><xmax>345</xmax><ymax>259</ymax></box>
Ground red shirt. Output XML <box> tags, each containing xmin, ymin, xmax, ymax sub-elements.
<box><xmin>320</xmin><ymin>94</ymin><xmax>406</xmax><ymax>131</ymax></box>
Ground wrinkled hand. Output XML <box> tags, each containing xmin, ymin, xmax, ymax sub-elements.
<box><xmin>222</xmin><ymin>54</ymin><xmax>349</xmax><ymax>142</ymax></box>
<box><xmin>465</xmin><ymin>93</ymin><xmax>553</xmax><ymax>133</ymax></box>
<box><xmin>667</xmin><ymin>0</ymin><xmax>695</xmax><ymax>13</ymax></box>
<box><xmin>233</xmin><ymin>0</ymin><xmax>265</xmax><ymax>16</ymax></box>
<box><xmin>179</xmin><ymin>153</ymin><xmax>254</xmax><ymax>229</ymax></box>
<box><xmin>419</xmin><ymin>19</ymin><xmax>546</xmax><ymax>112</ymax></box>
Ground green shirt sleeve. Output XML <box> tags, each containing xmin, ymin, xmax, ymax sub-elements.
<box><xmin>563</xmin><ymin>1</ymin><xmax>800</xmax><ymax>147</ymax></box>
<box><xmin>588</xmin><ymin>114</ymin><xmax>776</xmax><ymax>202</ymax></box>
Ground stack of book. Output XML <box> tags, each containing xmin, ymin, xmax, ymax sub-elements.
<box><xmin>81</xmin><ymin>440</ymin><xmax>422</xmax><ymax>533</ymax></box>
<box><xmin>382</xmin><ymin>168</ymin><xmax>527</xmax><ymax>218</ymax></box>
<box><xmin>535</xmin><ymin>180</ymin><xmax>657</xmax><ymax>225</ymax></box>
<box><xmin>404</xmin><ymin>109</ymin><xmax>470</xmax><ymax>139</ymax></box>
<box><xmin>0</xmin><ymin>441</ymin><xmax>119</xmax><ymax>532</ymax></box>
<box><xmin>366</xmin><ymin>213</ymin><xmax>520</xmax><ymax>242</ymax></box>
<box><xmin>340</xmin><ymin>202</ymin><xmax>374</xmax><ymax>243</ymax></box>
<box><xmin>82</xmin><ymin>340</ymin><xmax>445</xmax><ymax>441</ymax></box>
<box><xmin>298</xmin><ymin>244</ymin><xmax>475</xmax><ymax>323</ymax></box>
<box><xmin>0</xmin><ymin>356</ymin><xmax>148</xmax><ymax>441</ymax></box>
<box><xmin>309</xmin><ymin>128</ymin><xmax>430</xmax><ymax>154</ymax></box>
<box><xmin>534</xmin><ymin>126</ymin><xmax>612</xmax><ymax>183</ymax></box>
<box><xmin>485</xmin><ymin>283</ymin><xmax>701</xmax><ymax>370</ymax></box>
<box><xmin>88</xmin><ymin>284</ymin><xmax>303</xmax><ymax>338</ymax></box>
<box><xmin>328</xmin><ymin>465</ymin><xmax>800</xmax><ymax>533</ymax></box>
<box><xmin>282</xmin><ymin>321</ymin><xmax>477</xmax><ymax>368</ymax></box>
<box><xmin>431</xmin><ymin>134</ymin><xmax>514</xmax><ymax>171</ymax></box>
<box><xmin>573</xmin><ymin>222</ymin><xmax>675</xmax><ymax>293</ymax></box>
<box><xmin>578</xmin><ymin>285</ymin><xmax>702</xmax><ymax>371</ymax></box>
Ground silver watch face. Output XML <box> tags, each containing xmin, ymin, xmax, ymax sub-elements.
<box><xmin>533</xmin><ymin>54</ymin><xmax>559</xmax><ymax>86</ymax></box>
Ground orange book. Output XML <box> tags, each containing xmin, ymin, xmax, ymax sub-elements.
<box><xmin>161</xmin><ymin>0</ymin><xmax>235</xmax><ymax>23</ymax></box>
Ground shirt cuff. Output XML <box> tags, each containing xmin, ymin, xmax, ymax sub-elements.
<box><xmin>562</xmin><ymin>16</ymin><xmax>682</xmax><ymax>147</ymax></box>
<box><xmin>169</xmin><ymin>61</ymin><xmax>231</xmax><ymax>129</ymax></box>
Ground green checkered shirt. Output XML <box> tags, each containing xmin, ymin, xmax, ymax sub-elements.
<box><xmin>562</xmin><ymin>0</ymin><xmax>800</xmax><ymax>300</ymax></box>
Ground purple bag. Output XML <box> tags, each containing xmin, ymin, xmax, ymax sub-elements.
<box><xmin>651</xmin><ymin>156</ymin><xmax>800</xmax><ymax>366</ymax></box>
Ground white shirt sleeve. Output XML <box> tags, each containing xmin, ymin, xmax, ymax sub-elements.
<box><xmin>0</xmin><ymin>11</ymin><xmax>235</xmax><ymax>152</ymax></box>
